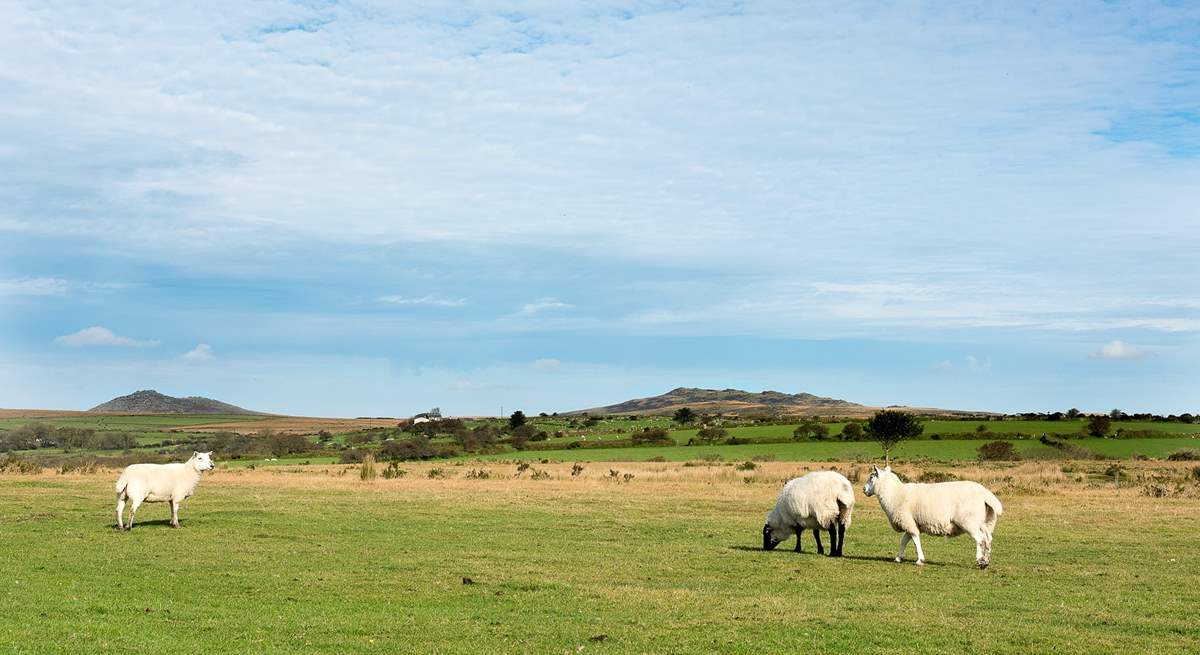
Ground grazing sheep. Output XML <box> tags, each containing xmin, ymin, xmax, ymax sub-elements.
<box><xmin>763</xmin><ymin>471</ymin><xmax>855</xmax><ymax>556</ymax></box>
<box><xmin>115</xmin><ymin>451</ymin><xmax>214</xmax><ymax>530</ymax></box>
<box><xmin>863</xmin><ymin>465</ymin><xmax>1003</xmax><ymax>568</ymax></box>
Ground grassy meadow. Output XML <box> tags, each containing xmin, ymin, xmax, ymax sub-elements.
<box><xmin>2</xmin><ymin>460</ymin><xmax>1198</xmax><ymax>654</ymax></box>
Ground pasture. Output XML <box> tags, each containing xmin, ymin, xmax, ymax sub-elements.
<box><xmin>2</xmin><ymin>460</ymin><xmax>1198</xmax><ymax>653</ymax></box>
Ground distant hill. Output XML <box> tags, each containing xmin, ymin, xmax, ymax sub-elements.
<box><xmin>88</xmin><ymin>390</ymin><xmax>264</xmax><ymax>415</ymax></box>
<box><xmin>568</xmin><ymin>387</ymin><xmax>873</xmax><ymax>417</ymax></box>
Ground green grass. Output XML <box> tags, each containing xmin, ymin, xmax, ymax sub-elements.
<box><xmin>0</xmin><ymin>469</ymin><xmax>1196</xmax><ymax>653</ymax></box>
<box><xmin>474</xmin><ymin>436</ymin><xmax>1200</xmax><ymax>463</ymax></box>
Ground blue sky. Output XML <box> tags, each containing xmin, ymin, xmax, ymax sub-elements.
<box><xmin>1</xmin><ymin>1</ymin><xmax>1197</xmax><ymax>416</ymax></box>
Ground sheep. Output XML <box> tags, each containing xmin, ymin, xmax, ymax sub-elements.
<box><xmin>762</xmin><ymin>471</ymin><xmax>855</xmax><ymax>556</ymax></box>
<box><xmin>863</xmin><ymin>465</ymin><xmax>1003</xmax><ymax>568</ymax></box>
<box><xmin>115</xmin><ymin>451</ymin><xmax>214</xmax><ymax>530</ymax></box>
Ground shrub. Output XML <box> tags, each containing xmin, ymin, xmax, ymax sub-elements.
<box><xmin>1191</xmin><ymin>466</ymin><xmax>1200</xmax><ymax>483</ymax></box>
<box><xmin>381</xmin><ymin>462</ymin><xmax>407</xmax><ymax>479</ymax></box>
<box><xmin>736</xmin><ymin>461</ymin><xmax>756</xmax><ymax>471</ymax></box>
<box><xmin>724</xmin><ymin>437</ymin><xmax>752</xmax><ymax>445</ymax></box>
<box><xmin>631</xmin><ymin>427</ymin><xmax>673</xmax><ymax>446</ymax></box>
<box><xmin>793</xmin><ymin>419</ymin><xmax>829</xmax><ymax>441</ymax></box>
<box><xmin>978</xmin><ymin>441</ymin><xmax>1021</xmax><ymax>461</ymax></box>
<box><xmin>1085</xmin><ymin>415</ymin><xmax>1112</xmax><ymax>437</ymax></box>
<box><xmin>918</xmin><ymin>470</ymin><xmax>959</xmax><ymax>483</ymax></box>
<box><xmin>840</xmin><ymin>422</ymin><xmax>864</xmax><ymax>441</ymax></box>
<box><xmin>339</xmin><ymin>450</ymin><xmax>366</xmax><ymax>464</ymax></box>
<box><xmin>464</xmin><ymin>468</ymin><xmax>490</xmax><ymax>480</ymax></box>
<box><xmin>1104</xmin><ymin>463</ymin><xmax>1125</xmax><ymax>483</ymax></box>
<box><xmin>427</xmin><ymin>467</ymin><xmax>450</xmax><ymax>479</ymax></box>
<box><xmin>58</xmin><ymin>459</ymin><xmax>100</xmax><ymax>475</ymax></box>
<box><xmin>0</xmin><ymin>455</ymin><xmax>41</xmax><ymax>475</ymax></box>
<box><xmin>1166</xmin><ymin>449</ymin><xmax>1200</xmax><ymax>461</ymax></box>
<box><xmin>695</xmin><ymin>427</ymin><xmax>728</xmax><ymax>445</ymax></box>
<box><xmin>360</xmin><ymin>453</ymin><xmax>377</xmax><ymax>481</ymax></box>
<box><xmin>530</xmin><ymin>469</ymin><xmax>551</xmax><ymax>480</ymax></box>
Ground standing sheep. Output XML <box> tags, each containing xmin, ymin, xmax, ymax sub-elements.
<box><xmin>863</xmin><ymin>465</ymin><xmax>1003</xmax><ymax>568</ymax></box>
<box><xmin>115</xmin><ymin>451</ymin><xmax>215</xmax><ymax>530</ymax></box>
<box><xmin>762</xmin><ymin>471</ymin><xmax>854</xmax><ymax>556</ymax></box>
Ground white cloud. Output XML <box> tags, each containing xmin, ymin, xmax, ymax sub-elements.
<box><xmin>531</xmin><ymin>358</ymin><xmax>561</xmax><ymax>370</ymax></box>
<box><xmin>182</xmin><ymin>343</ymin><xmax>214</xmax><ymax>361</ymax></box>
<box><xmin>0</xmin><ymin>277</ymin><xmax>71</xmax><ymax>297</ymax></box>
<box><xmin>1091</xmin><ymin>340</ymin><xmax>1150</xmax><ymax>361</ymax></box>
<box><xmin>378</xmin><ymin>294</ymin><xmax>467</xmax><ymax>307</ymax></box>
<box><xmin>932</xmin><ymin>360</ymin><xmax>954</xmax><ymax>371</ymax></box>
<box><xmin>54</xmin><ymin>326</ymin><xmax>158</xmax><ymax>348</ymax></box>
<box><xmin>967</xmin><ymin>355</ymin><xmax>992</xmax><ymax>373</ymax></box>
<box><xmin>519</xmin><ymin>298</ymin><xmax>573</xmax><ymax>316</ymax></box>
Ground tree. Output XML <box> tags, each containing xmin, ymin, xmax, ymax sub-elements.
<box><xmin>631</xmin><ymin>427</ymin><xmax>673</xmax><ymax>446</ymax></box>
<box><xmin>1110</xmin><ymin>408</ymin><xmax>1124</xmax><ymax>421</ymax></box>
<box><xmin>695</xmin><ymin>427</ymin><xmax>728</xmax><ymax>444</ymax></box>
<box><xmin>1066</xmin><ymin>408</ymin><xmax>1081</xmax><ymax>420</ymax></box>
<box><xmin>508</xmin><ymin>411</ymin><xmax>527</xmax><ymax>429</ymax></box>
<box><xmin>1086</xmin><ymin>415</ymin><xmax>1112</xmax><ymax>437</ymax></box>
<box><xmin>792</xmin><ymin>419</ymin><xmax>829</xmax><ymax>441</ymax></box>
<box><xmin>865</xmin><ymin>410</ymin><xmax>924</xmax><ymax>463</ymax></box>
<box><xmin>840</xmin><ymin>422</ymin><xmax>864</xmax><ymax>441</ymax></box>
<box><xmin>673</xmin><ymin>407</ymin><xmax>697</xmax><ymax>424</ymax></box>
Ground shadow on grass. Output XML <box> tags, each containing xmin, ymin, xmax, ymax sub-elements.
<box><xmin>726</xmin><ymin>546</ymin><xmax>948</xmax><ymax>566</ymax></box>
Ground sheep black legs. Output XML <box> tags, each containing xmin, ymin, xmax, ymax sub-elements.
<box><xmin>828</xmin><ymin>525</ymin><xmax>839</xmax><ymax>557</ymax></box>
<box><xmin>835</xmin><ymin>523</ymin><xmax>846</xmax><ymax>556</ymax></box>
<box><xmin>813</xmin><ymin>529</ymin><xmax>824</xmax><ymax>555</ymax></box>
<box><xmin>794</xmin><ymin>528</ymin><xmax>804</xmax><ymax>552</ymax></box>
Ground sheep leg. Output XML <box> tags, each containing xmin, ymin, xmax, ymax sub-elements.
<box><xmin>170</xmin><ymin>500</ymin><xmax>180</xmax><ymax>528</ymax></box>
<box><xmin>895</xmin><ymin>533</ymin><xmax>911</xmax><ymax>562</ymax></box>
<box><xmin>794</xmin><ymin>528</ymin><xmax>804</xmax><ymax>553</ymax></box>
<box><xmin>126</xmin><ymin>496</ymin><xmax>143</xmax><ymax>531</ymax></box>
<box><xmin>836</xmin><ymin>522</ymin><xmax>846</xmax><ymax>556</ymax></box>
<box><xmin>115</xmin><ymin>493</ymin><xmax>126</xmax><ymax>530</ymax></box>
<box><xmin>826</xmin><ymin>525</ymin><xmax>837</xmax><ymax>557</ymax></box>
<box><xmin>912</xmin><ymin>533</ymin><xmax>926</xmax><ymax>566</ymax></box>
<box><xmin>814</xmin><ymin>529</ymin><xmax>824</xmax><ymax>555</ymax></box>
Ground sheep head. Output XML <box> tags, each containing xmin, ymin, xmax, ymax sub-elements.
<box><xmin>191</xmin><ymin>451</ymin><xmax>215</xmax><ymax>472</ymax></box>
<box><xmin>762</xmin><ymin>523</ymin><xmax>783</xmax><ymax>551</ymax></box>
<box><xmin>863</xmin><ymin>465</ymin><xmax>891</xmax><ymax>496</ymax></box>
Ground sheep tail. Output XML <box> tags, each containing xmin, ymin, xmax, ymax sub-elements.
<box><xmin>115</xmin><ymin>472</ymin><xmax>129</xmax><ymax>496</ymax></box>
<box><xmin>836</xmin><ymin>484</ymin><xmax>854</xmax><ymax>527</ymax></box>
<box><xmin>983</xmin><ymin>489</ymin><xmax>1003</xmax><ymax>520</ymax></box>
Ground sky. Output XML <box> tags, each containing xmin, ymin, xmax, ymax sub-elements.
<box><xmin>1</xmin><ymin>1</ymin><xmax>1198</xmax><ymax>416</ymax></box>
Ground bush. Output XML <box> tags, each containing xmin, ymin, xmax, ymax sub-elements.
<box><xmin>58</xmin><ymin>459</ymin><xmax>100</xmax><ymax>475</ymax></box>
<box><xmin>464</xmin><ymin>468</ymin><xmax>490</xmax><ymax>480</ymax></box>
<box><xmin>379</xmin><ymin>436</ymin><xmax>455</xmax><ymax>461</ymax></box>
<box><xmin>736</xmin><ymin>461</ymin><xmax>756</xmax><ymax>471</ymax></box>
<box><xmin>978</xmin><ymin>441</ymin><xmax>1021</xmax><ymax>461</ymax></box>
<box><xmin>1191</xmin><ymin>466</ymin><xmax>1200</xmax><ymax>483</ymax></box>
<box><xmin>571</xmin><ymin>463</ymin><xmax>584</xmax><ymax>476</ymax></box>
<box><xmin>724</xmin><ymin>437</ymin><xmax>751</xmax><ymax>445</ymax></box>
<box><xmin>631</xmin><ymin>427</ymin><xmax>673</xmax><ymax>446</ymax></box>
<box><xmin>0</xmin><ymin>455</ymin><xmax>42</xmax><ymax>474</ymax></box>
<box><xmin>530</xmin><ymin>469</ymin><xmax>551</xmax><ymax>480</ymax></box>
<box><xmin>1166</xmin><ymin>449</ymin><xmax>1200</xmax><ymax>461</ymax></box>
<box><xmin>840</xmin><ymin>422</ymin><xmax>864</xmax><ymax>441</ymax></box>
<box><xmin>695</xmin><ymin>427</ymin><xmax>728</xmax><ymax>445</ymax></box>
<box><xmin>427</xmin><ymin>467</ymin><xmax>450</xmax><ymax>479</ymax></box>
<box><xmin>339</xmin><ymin>450</ymin><xmax>366</xmax><ymax>464</ymax></box>
<box><xmin>793</xmin><ymin>419</ymin><xmax>829</xmax><ymax>441</ymax></box>
<box><xmin>918</xmin><ymin>470</ymin><xmax>959</xmax><ymax>483</ymax></box>
<box><xmin>381</xmin><ymin>462</ymin><xmax>407</xmax><ymax>479</ymax></box>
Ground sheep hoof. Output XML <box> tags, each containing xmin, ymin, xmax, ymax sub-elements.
<box><xmin>978</xmin><ymin>560</ymin><xmax>989</xmax><ymax>569</ymax></box>
<box><xmin>894</xmin><ymin>557</ymin><xmax>902</xmax><ymax>563</ymax></box>
<box><xmin>915</xmin><ymin>560</ymin><xmax>925</xmax><ymax>566</ymax></box>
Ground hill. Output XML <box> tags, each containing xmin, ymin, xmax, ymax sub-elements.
<box><xmin>88</xmin><ymin>390</ymin><xmax>264</xmax><ymax>415</ymax></box>
<box><xmin>568</xmin><ymin>387</ymin><xmax>873</xmax><ymax>417</ymax></box>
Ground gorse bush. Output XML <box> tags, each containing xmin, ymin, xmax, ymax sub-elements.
<box><xmin>0</xmin><ymin>455</ymin><xmax>41</xmax><ymax>474</ymax></box>
<box><xmin>360</xmin><ymin>453</ymin><xmax>377</xmax><ymax>481</ymax></box>
<box><xmin>918</xmin><ymin>470</ymin><xmax>959</xmax><ymax>483</ymax></box>
<box><xmin>58</xmin><ymin>459</ymin><xmax>100</xmax><ymax>475</ymax></box>
<box><xmin>978</xmin><ymin>441</ymin><xmax>1021</xmax><ymax>461</ymax></box>
<box><xmin>1167</xmin><ymin>449</ymin><xmax>1200</xmax><ymax>461</ymax></box>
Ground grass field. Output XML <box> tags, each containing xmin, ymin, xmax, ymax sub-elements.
<box><xmin>1</xmin><ymin>460</ymin><xmax>1197</xmax><ymax>653</ymax></box>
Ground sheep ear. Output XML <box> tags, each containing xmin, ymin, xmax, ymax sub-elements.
<box><xmin>872</xmin><ymin>465</ymin><xmax>880</xmax><ymax>475</ymax></box>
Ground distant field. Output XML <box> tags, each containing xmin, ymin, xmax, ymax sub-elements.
<box><xmin>0</xmin><ymin>414</ymin><xmax>267</xmax><ymax>431</ymax></box>
<box><xmin>469</xmin><ymin>437</ymin><xmax>1200</xmax><ymax>463</ymax></box>
<box><xmin>1</xmin><ymin>460</ymin><xmax>1197</xmax><ymax>653</ymax></box>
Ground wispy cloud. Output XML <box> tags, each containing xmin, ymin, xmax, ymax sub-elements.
<box><xmin>182</xmin><ymin>343</ymin><xmax>215</xmax><ymax>360</ymax></box>
<box><xmin>1091</xmin><ymin>340</ymin><xmax>1150</xmax><ymax>361</ymax></box>
<box><xmin>967</xmin><ymin>355</ymin><xmax>992</xmax><ymax>373</ymax></box>
<box><xmin>531</xmin><ymin>358</ymin><xmax>561</xmax><ymax>370</ymax></box>
<box><xmin>0</xmin><ymin>277</ymin><xmax>71</xmax><ymax>297</ymax></box>
<box><xmin>932</xmin><ymin>360</ymin><xmax>955</xmax><ymax>371</ymax></box>
<box><xmin>378</xmin><ymin>295</ymin><xmax>467</xmax><ymax>307</ymax></box>
<box><xmin>54</xmin><ymin>326</ymin><xmax>158</xmax><ymax>348</ymax></box>
<box><xmin>519</xmin><ymin>298</ymin><xmax>573</xmax><ymax>316</ymax></box>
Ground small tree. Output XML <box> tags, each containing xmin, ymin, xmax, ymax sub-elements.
<box><xmin>840</xmin><ymin>422</ymin><xmax>864</xmax><ymax>441</ymax></box>
<box><xmin>865</xmin><ymin>410</ymin><xmax>924</xmax><ymax>463</ymax></box>
<box><xmin>792</xmin><ymin>419</ymin><xmax>829</xmax><ymax>441</ymax></box>
<box><xmin>695</xmin><ymin>427</ymin><xmax>727</xmax><ymax>445</ymax></box>
<box><xmin>1066</xmin><ymin>408</ymin><xmax>1081</xmax><ymax>419</ymax></box>
<box><xmin>1086</xmin><ymin>415</ymin><xmax>1112</xmax><ymax>437</ymax></box>
<box><xmin>673</xmin><ymin>407</ymin><xmax>697</xmax><ymax>424</ymax></box>
<box><xmin>1109</xmin><ymin>408</ymin><xmax>1124</xmax><ymax>421</ymax></box>
<box><xmin>508</xmin><ymin>410</ymin><xmax>527</xmax><ymax>429</ymax></box>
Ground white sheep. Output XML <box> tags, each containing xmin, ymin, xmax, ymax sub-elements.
<box><xmin>115</xmin><ymin>451</ymin><xmax>214</xmax><ymax>530</ymax></box>
<box><xmin>863</xmin><ymin>465</ymin><xmax>1003</xmax><ymax>568</ymax></box>
<box><xmin>763</xmin><ymin>471</ymin><xmax>855</xmax><ymax>556</ymax></box>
